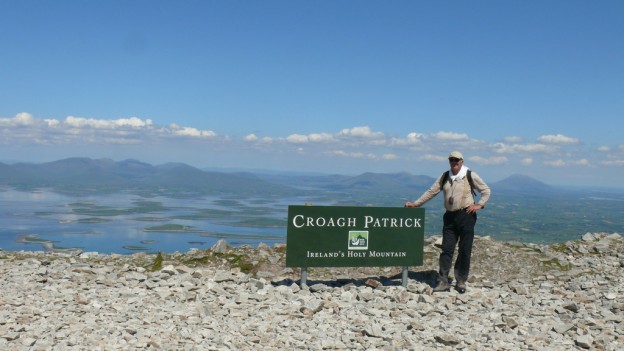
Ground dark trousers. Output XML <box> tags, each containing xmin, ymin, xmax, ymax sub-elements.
<box><xmin>439</xmin><ymin>209</ymin><xmax>476</xmax><ymax>283</ymax></box>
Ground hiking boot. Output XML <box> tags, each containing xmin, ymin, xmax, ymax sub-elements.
<box><xmin>433</xmin><ymin>279</ymin><xmax>451</xmax><ymax>292</ymax></box>
<box><xmin>455</xmin><ymin>280</ymin><xmax>467</xmax><ymax>294</ymax></box>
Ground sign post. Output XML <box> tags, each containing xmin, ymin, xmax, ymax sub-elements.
<box><xmin>286</xmin><ymin>205</ymin><xmax>425</xmax><ymax>286</ymax></box>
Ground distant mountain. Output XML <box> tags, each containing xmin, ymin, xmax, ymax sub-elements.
<box><xmin>0</xmin><ymin>157</ymin><xmax>559</xmax><ymax>199</ymax></box>
<box><xmin>0</xmin><ymin>158</ymin><xmax>300</xmax><ymax>196</ymax></box>
<box><xmin>490</xmin><ymin>174</ymin><xmax>554</xmax><ymax>193</ymax></box>
<box><xmin>255</xmin><ymin>171</ymin><xmax>436</xmax><ymax>197</ymax></box>
<box><xmin>326</xmin><ymin>172</ymin><xmax>434</xmax><ymax>192</ymax></box>
<box><xmin>322</xmin><ymin>172</ymin><xmax>555</xmax><ymax>197</ymax></box>
<box><xmin>255</xmin><ymin>173</ymin><xmax>351</xmax><ymax>190</ymax></box>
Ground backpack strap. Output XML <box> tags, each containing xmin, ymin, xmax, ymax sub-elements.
<box><xmin>466</xmin><ymin>170</ymin><xmax>476</xmax><ymax>197</ymax></box>
<box><xmin>439</xmin><ymin>171</ymin><xmax>450</xmax><ymax>189</ymax></box>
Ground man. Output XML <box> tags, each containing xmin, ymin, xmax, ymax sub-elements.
<box><xmin>405</xmin><ymin>151</ymin><xmax>491</xmax><ymax>293</ymax></box>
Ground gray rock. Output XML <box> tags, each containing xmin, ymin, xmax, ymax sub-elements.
<box><xmin>562</xmin><ymin>301</ymin><xmax>579</xmax><ymax>313</ymax></box>
<box><xmin>435</xmin><ymin>333</ymin><xmax>460</xmax><ymax>346</ymax></box>
<box><xmin>160</xmin><ymin>264</ymin><xmax>177</xmax><ymax>275</ymax></box>
<box><xmin>213</xmin><ymin>271</ymin><xmax>236</xmax><ymax>282</ymax></box>
<box><xmin>575</xmin><ymin>334</ymin><xmax>593</xmax><ymax>349</ymax></box>
<box><xmin>0</xmin><ymin>232</ymin><xmax>622</xmax><ymax>350</ymax></box>
<box><xmin>553</xmin><ymin>322</ymin><xmax>575</xmax><ymax>334</ymax></box>
<box><xmin>582</xmin><ymin>232</ymin><xmax>595</xmax><ymax>241</ymax></box>
<box><xmin>211</xmin><ymin>239</ymin><xmax>231</xmax><ymax>253</ymax></box>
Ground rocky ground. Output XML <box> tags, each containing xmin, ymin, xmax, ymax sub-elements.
<box><xmin>1</xmin><ymin>232</ymin><xmax>622</xmax><ymax>350</ymax></box>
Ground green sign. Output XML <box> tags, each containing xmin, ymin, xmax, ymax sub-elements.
<box><xmin>286</xmin><ymin>205</ymin><xmax>425</xmax><ymax>267</ymax></box>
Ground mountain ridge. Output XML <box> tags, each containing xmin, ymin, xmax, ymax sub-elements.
<box><xmin>0</xmin><ymin>157</ymin><xmax>299</xmax><ymax>196</ymax></box>
<box><xmin>0</xmin><ymin>157</ymin><xmax>559</xmax><ymax>197</ymax></box>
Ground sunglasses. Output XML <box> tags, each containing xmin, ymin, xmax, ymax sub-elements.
<box><xmin>448</xmin><ymin>158</ymin><xmax>462</xmax><ymax>162</ymax></box>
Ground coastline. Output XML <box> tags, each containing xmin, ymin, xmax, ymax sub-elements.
<box><xmin>1</xmin><ymin>232</ymin><xmax>622</xmax><ymax>350</ymax></box>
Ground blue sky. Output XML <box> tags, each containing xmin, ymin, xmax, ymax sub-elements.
<box><xmin>1</xmin><ymin>1</ymin><xmax>623</xmax><ymax>187</ymax></box>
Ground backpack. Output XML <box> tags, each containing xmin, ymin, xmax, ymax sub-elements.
<box><xmin>440</xmin><ymin>170</ymin><xmax>476</xmax><ymax>197</ymax></box>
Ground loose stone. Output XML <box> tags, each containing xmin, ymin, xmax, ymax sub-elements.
<box><xmin>0</xmin><ymin>232</ymin><xmax>622</xmax><ymax>350</ymax></box>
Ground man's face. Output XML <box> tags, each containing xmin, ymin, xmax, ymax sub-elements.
<box><xmin>449</xmin><ymin>157</ymin><xmax>463</xmax><ymax>174</ymax></box>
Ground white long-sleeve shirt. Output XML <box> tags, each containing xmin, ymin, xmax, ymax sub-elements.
<box><xmin>413</xmin><ymin>170</ymin><xmax>491</xmax><ymax>211</ymax></box>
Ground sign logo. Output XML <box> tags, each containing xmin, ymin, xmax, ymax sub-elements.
<box><xmin>348</xmin><ymin>230</ymin><xmax>369</xmax><ymax>250</ymax></box>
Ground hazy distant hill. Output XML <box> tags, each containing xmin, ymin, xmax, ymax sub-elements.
<box><xmin>260</xmin><ymin>171</ymin><xmax>557</xmax><ymax>201</ymax></box>
<box><xmin>490</xmin><ymin>174</ymin><xmax>554</xmax><ymax>193</ymax></box>
<box><xmin>269</xmin><ymin>171</ymin><xmax>553</xmax><ymax>195</ymax></box>
<box><xmin>327</xmin><ymin>172</ymin><xmax>433</xmax><ymax>190</ymax></box>
<box><xmin>0</xmin><ymin>157</ymin><xmax>559</xmax><ymax>198</ymax></box>
<box><xmin>0</xmin><ymin>158</ymin><xmax>300</xmax><ymax>196</ymax></box>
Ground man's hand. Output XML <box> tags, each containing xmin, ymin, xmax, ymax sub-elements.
<box><xmin>404</xmin><ymin>202</ymin><xmax>417</xmax><ymax>208</ymax></box>
<box><xmin>465</xmin><ymin>204</ymin><xmax>483</xmax><ymax>214</ymax></box>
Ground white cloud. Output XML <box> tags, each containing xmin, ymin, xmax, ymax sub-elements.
<box><xmin>287</xmin><ymin>126</ymin><xmax>383</xmax><ymax>145</ymax></box>
<box><xmin>537</xmin><ymin>134</ymin><xmax>580</xmax><ymax>145</ymax></box>
<box><xmin>285</xmin><ymin>132</ymin><xmax>333</xmax><ymax>144</ymax></box>
<box><xmin>390</xmin><ymin>132</ymin><xmax>424</xmax><ymax>146</ymax></box>
<box><xmin>544</xmin><ymin>158</ymin><xmax>590</xmax><ymax>167</ymax></box>
<box><xmin>503</xmin><ymin>136</ymin><xmax>523</xmax><ymax>143</ymax></box>
<box><xmin>339</xmin><ymin>126</ymin><xmax>384</xmax><ymax>139</ymax></box>
<box><xmin>369</xmin><ymin>139</ymin><xmax>387</xmax><ymax>146</ymax></box>
<box><xmin>45</xmin><ymin>119</ymin><xmax>61</xmax><ymax>127</ymax></box>
<box><xmin>516</xmin><ymin>143</ymin><xmax>556</xmax><ymax>153</ymax></box>
<box><xmin>469</xmin><ymin>156</ymin><xmax>508</xmax><ymax>165</ymax></box>
<box><xmin>65</xmin><ymin>116</ymin><xmax>153</xmax><ymax>129</ymax></box>
<box><xmin>3</xmin><ymin>113</ymin><xmax>622</xmax><ymax>181</ymax></box>
<box><xmin>434</xmin><ymin>131</ymin><xmax>469</xmax><ymax>141</ymax></box>
<box><xmin>330</xmin><ymin>150</ymin><xmax>375</xmax><ymax>159</ymax></box>
<box><xmin>244</xmin><ymin>134</ymin><xmax>258</xmax><ymax>141</ymax></box>
<box><xmin>0</xmin><ymin>112</ymin><xmax>36</xmax><ymax>126</ymax></box>
<box><xmin>419</xmin><ymin>154</ymin><xmax>446</xmax><ymax>161</ymax></box>
<box><xmin>493</xmin><ymin>142</ymin><xmax>555</xmax><ymax>154</ymax></box>
<box><xmin>308</xmin><ymin>133</ymin><xmax>334</xmax><ymax>142</ymax></box>
<box><xmin>0</xmin><ymin>114</ymin><xmax>217</xmax><ymax>145</ymax></box>
<box><xmin>101</xmin><ymin>137</ymin><xmax>142</xmax><ymax>145</ymax></box>
<box><xmin>382</xmin><ymin>153</ymin><xmax>399</xmax><ymax>160</ymax></box>
<box><xmin>286</xmin><ymin>134</ymin><xmax>309</xmax><ymax>143</ymax></box>
<box><xmin>406</xmin><ymin>132</ymin><xmax>425</xmax><ymax>143</ymax></box>
<box><xmin>544</xmin><ymin>160</ymin><xmax>566</xmax><ymax>167</ymax></box>
<box><xmin>171</xmin><ymin>126</ymin><xmax>217</xmax><ymax>138</ymax></box>
<box><xmin>244</xmin><ymin>134</ymin><xmax>273</xmax><ymax>143</ymax></box>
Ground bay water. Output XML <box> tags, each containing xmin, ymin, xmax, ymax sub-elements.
<box><xmin>2</xmin><ymin>187</ymin><xmax>622</xmax><ymax>254</ymax></box>
<box><xmin>0</xmin><ymin>189</ymin><xmax>292</xmax><ymax>254</ymax></box>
